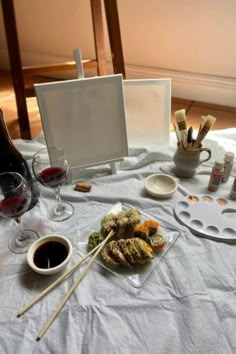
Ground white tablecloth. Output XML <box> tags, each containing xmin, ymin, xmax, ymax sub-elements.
<box><xmin>1</xmin><ymin>129</ymin><xmax>236</xmax><ymax>354</ymax></box>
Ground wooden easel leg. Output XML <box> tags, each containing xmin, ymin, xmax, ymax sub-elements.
<box><xmin>1</xmin><ymin>0</ymin><xmax>31</xmax><ymax>139</ymax></box>
<box><xmin>104</xmin><ymin>0</ymin><xmax>126</xmax><ymax>78</ymax></box>
<box><xmin>90</xmin><ymin>0</ymin><xmax>107</xmax><ymax>76</ymax></box>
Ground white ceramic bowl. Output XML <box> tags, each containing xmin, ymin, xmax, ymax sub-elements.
<box><xmin>27</xmin><ymin>234</ymin><xmax>73</xmax><ymax>275</ymax></box>
<box><xmin>145</xmin><ymin>174</ymin><xmax>177</xmax><ymax>199</ymax></box>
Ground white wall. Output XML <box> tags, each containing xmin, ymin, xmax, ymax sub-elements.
<box><xmin>1</xmin><ymin>0</ymin><xmax>236</xmax><ymax>106</ymax></box>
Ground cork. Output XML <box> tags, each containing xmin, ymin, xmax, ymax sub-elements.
<box><xmin>74</xmin><ymin>182</ymin><xmax>92</xmax><ymax>192</ymax></box>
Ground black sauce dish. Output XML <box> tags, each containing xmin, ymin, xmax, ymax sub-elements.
<box><xmin>27</xmin><ymin>234</ymin><xmax>73</xmax><ymax>275</ymax></box>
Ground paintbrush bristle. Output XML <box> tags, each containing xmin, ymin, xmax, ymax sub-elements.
<box><xmin>196</xmin><ymin>115</ymin><xmax>207</xmax><ymax>140</ymax></box>
<box><xmin>193</xmin><ymin>114</ymin><xmax>217</xmax><ymax>148</ymax></box>
<box><xmin>205</xmin><ymin>115</ymin><xmax>216</xmax><ymax>127</ymax></box>
<box><xmin>200</xmin><ymin>116</ymin><xmax>207</xmax><ymax>129</ymax></box>
<box><xmin>175</xmin><ymin>109</ymin><xmax>186</xmax><ymax>122</ymax></box>
<box><xmin>201</xmin><ymin>115</ymin><xmax>216</xmax><ymax>134</ymax></box>
<box><xmin>174</xmin><ymin>109</ymin><xmax>187</xmax><ymax>131</ymax></box>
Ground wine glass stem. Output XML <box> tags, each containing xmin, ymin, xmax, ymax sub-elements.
<box><xmin>15</xmin><ymin>217</ymin><xmax>26</xmax><ymax>242</ymax></box>
<box><xmin>54</xmin><ymin>187</ymin><xmax>64</xmax><ymax>214</ymax></box>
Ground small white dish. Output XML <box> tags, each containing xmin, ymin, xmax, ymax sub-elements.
<box><xmin>27</xmin><ymin>234</ymin><xmax>72</xmax><ymax>275</ymax></box>
<box><xmin>145</xmin><ymin>174</ymin><xmax>177</xmax><ymax>199</ymax></box>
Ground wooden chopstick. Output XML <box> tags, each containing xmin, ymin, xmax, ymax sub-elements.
<box><xmin>36</xmin><ymin>230</ymin><xmax>114</xmax><ymax>341</ymax></box>
<box><xmin>17</xmin><ymin>239</ymin><xmax>106</xmax><ymax>318</ymax></box>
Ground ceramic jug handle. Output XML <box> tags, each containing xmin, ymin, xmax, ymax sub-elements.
<box><xmin>199</xmin><ymin>148</ymin><xmax>211</xmax><ymax>164</ymax></box>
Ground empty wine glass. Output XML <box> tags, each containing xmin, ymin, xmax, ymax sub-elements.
<box><xmin>32</xmin><ymin>147</ymin><xmax>74</xmax><ymax>222</ymax></box>
<box><xmin>0</xmin><ymin>172</ymin><xmax>38</xmax><ymax>254</ymax></box>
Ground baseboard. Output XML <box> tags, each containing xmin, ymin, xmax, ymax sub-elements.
<box><xmin>125</xmin><ymin>64</ymin><xmax>236</xmax><ymax>107</ymax></box>
<box><xmin>1</xmin><ymin>49</ymin><xmax>235</xmax><ymax>107</ymax></box>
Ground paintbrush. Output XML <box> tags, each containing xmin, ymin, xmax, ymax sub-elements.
<box><xmin>200</xmin><ymin>115</ymin><xmax>207</xmax><ymax>130</ymax></box>
<box><xmin>195</xmin><ymin>115</ymin><xmax>206</xmax><ymax>142</ymax></box>
<box><xmin>174</xmin><ymin>109</ymin><xmax>187</xmax><ymax>148</ymax></box>
<box><xmin>193</xmin><ymin>115</ymin><xmax>216</xmax><ymax>148</ymax></box>
<box><xmin>187</xmin><ymin>126</ymin><xmax>193</xmax><ymax>149</ymax></box>
<box><xmin>173</xmin><ymin>123</ymin><xmax>181</xmax><ymax>145</ymax></box>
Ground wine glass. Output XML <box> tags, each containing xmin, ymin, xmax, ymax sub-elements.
<box><xmin>0</xmin><ymin>172</ymin><xmax>38</xmax><ymax>254</ymax></box>
<box><xmin>32</xmin><ymin>147</ymin><xmax>74</xmax><ymax>222</ymax></box>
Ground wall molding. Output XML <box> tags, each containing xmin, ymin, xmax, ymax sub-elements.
<box><xmin>125</xmin><ymin>64</ymin><xmax>236</xmax><ymax>107</ymax></box>
<box><xmin>1</xmin><ymin>49</ymin><xmax>235</xmax><ymax>107</ymax></box>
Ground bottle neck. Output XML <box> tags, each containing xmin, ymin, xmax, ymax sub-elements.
<box><xmin>0</xmin><ymin>109</ymin><xmax>16</xmax><ymax>149</ymax></box>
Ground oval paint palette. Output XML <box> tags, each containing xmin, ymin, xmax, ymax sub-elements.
<box><xmin>174</xmin><ymin>195</ymin><xmax>236</xmax><ymax>242</ymax></box>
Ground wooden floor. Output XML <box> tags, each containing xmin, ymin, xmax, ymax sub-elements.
<box><xmin>1</xmin><ymin>69</ymin><xmax>235</xmax><ymax>140</ymax></box>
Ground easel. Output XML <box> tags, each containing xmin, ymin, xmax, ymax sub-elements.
<box><xmin>1</xmin><ymin>0</ymin><xmax>125</xmax><ymax>139</ymax></box>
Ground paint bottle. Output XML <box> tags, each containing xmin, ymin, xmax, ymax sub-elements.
<box><xmin>230</xmin><ymin>177</ymin><xmax>236</xmax><ymax>200</ymax></box>
<box><xmin>208</xmin><ymin>160</ymin><xmax>224</xmax><ymax>191</ymax></box>
<box><xmin>222</xmin><ymin>152</ymin><xmax>234</xmax><ymax>183</ymax></box>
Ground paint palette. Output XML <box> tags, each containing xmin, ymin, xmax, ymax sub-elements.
<box><xmin>174</xmin><ymin>195</ymin><xmax>236</xmax><ymax>242</ymax></box>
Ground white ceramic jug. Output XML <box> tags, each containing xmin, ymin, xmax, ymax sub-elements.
<box><xmin>173</xmin><ymin>144</ymin><xmax>211</xmax><ymax>178</ymax></box>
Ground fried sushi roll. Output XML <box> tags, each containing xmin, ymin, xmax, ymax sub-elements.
<box><xmin>101</xmin><ymin>245</ymin><xmax>120</xmax><ymax>266</ymax></box>
<box><xmin>132</xmin><ymin>238</ymin><xmax>154</xmax><ymax>259</ymax></box>
<box><xmin>126</xmin><ymin>208</ymin><xmax>141</xmax><ymax>225</ymax></box>
<box><xmin>101</xmin><ymin>213</ymin><xmax>117</xmax><ymax>236</ymax></box>
<box><xmin>125</xmin><ymin>238</ymin><xmax>146</xmax><ymax>265</ymax></box>
<box><xmin>101</xmin><ymin>238</ymin><xmax>154</xmax><ymax>267</ymax></box>
<box><xmin>108</xmin><ymin>240</ymin><xmax>131</xmax><ymax>267</ymax></box>
<box><xmin>118</xmin><ymin>239</ymin><xmax>136</xmax><ymax>265</ymax></box>
<box><xmin>116</xmin><ymin>211</ymin><xmax>129</xmax><ymax>239</ymax></box>
<box><xmin>126</xmin><ymin>208</ymin><xmax>142</xmax><ymax>237</ymax></box>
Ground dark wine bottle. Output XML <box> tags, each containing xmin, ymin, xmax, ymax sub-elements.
<box><xmin>0</xmin><ymin>108</ymin><xmax>39</xmax><ymax>210</ymax></box>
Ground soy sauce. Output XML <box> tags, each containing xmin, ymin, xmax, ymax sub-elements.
<box><xmin>33</xmin><ymin>241</ymin><xmax>68</xmax><ymax>269</ymax></box>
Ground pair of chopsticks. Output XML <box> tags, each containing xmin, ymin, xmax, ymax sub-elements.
<box><xmin>17</xmin><ymin>230</ymin><xmax>114</xmax><ymax>341</ymax></box>
<box><xmin>174</xmin><ymin>109</ymin><xmax>216</xmax><ymax>149</ymax></box>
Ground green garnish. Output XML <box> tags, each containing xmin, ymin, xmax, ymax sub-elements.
<box><xmin>88</xmin><ymin>232</ymin><xmax>105</xmax><ymax>250</ymax></box>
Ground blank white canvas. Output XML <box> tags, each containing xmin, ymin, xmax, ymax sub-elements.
<box><xmin>123</xmin><ymin>79</ymin><xmax>171</xmax><ymax>147</ymax></box>
<box><xmin>34</xmin><ymin>75</ymin><xmax>128</xmax><ymax>169</ymax></box>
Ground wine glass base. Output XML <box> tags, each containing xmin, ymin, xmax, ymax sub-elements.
<box><xmin>9</xmin><ymin>229</ymin><xmax>39</xmax><ymax>254</ymax></box>
<box><xmin>48</xmin><ymin>202</ymin><xmax>74</xmax><ymax>222</ymax></box>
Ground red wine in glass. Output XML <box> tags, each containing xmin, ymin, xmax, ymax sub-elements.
<box><xmin>38</xmin><ymin>167</ymin><xmax>67</xmax><ymax>188</ymax></box>
<box><xmin>32</xmin><ymin>147</ymin><xmax>74</xmax><ymax>222</ymax></box>
<box><xmin>0</xmin><ymin>172</ymin><xmax>38</xmax><ymax>254</ymax></box>
<box><xmin>0</xmin><ymin>196</ymin><xmax>28</xmax><ymax>218</ymax></box>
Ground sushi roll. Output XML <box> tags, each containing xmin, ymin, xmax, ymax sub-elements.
<box><xmin>107</xmin><ymin>240</ymin><xmax>131</xmax><ymax>267</ymax></box>
<box><xmin>101</xmin><ymin>238</ymin><xmax>154</xmax><ymax>267</ymax></box>
<box><xmin>101</xmin><ymin>213</ymin><xmax>117</xmax><ymax>236</ymax></box>
<box><xmin>132</xmin><ymin>238</ymin><xmax>154</xmax><ymax>260</ymax></box>
<box><xmin>126</xmin><ymin>208</ymin><xmax>141</xmax><ymax>224</ymax></box>
<box><xmin>118</xmin><ymin>239</ymin><xmax>136</xmax><ymax>265</ymax></box>
<box><xmin>133</xmin><ymin>224</ymin><xmax>149</xmax><ymax>240</ymax></box>
<box><xmin>126</xmin><ymin>208</ymin><xmax>142</xmax><ymax>237</ymax></box>
<box><xmin>125</xmin><ymin>238</ymin><xmax>146</xmax><ymax>264</ymax></box>
<box><xmin>101</xmin><ymin>245</ymin><xmax>120</xmax><ymax>266</ymax></box>
<box><xmin>143</xmin><ymin>220</ymin><xmax>159</xmax><ymax>236</ymax></box>
<box><xmin>116</xmin><ymin>211</ymin><xmax>129</xmax><ymax>238</ymax></box>
<box><xmin>149</xmin><ymin>233</ymin><xmax>166</xmax><ymax>250</ymax></box>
